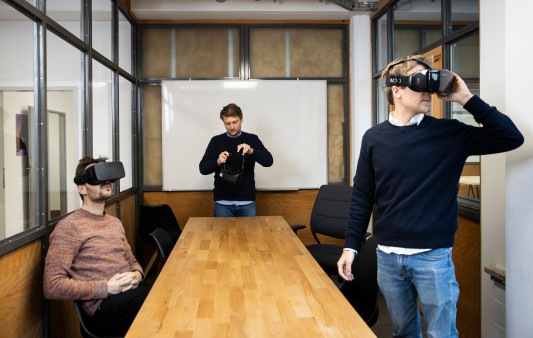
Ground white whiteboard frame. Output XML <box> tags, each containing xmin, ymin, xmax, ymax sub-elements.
<box><xmin>161</xmin><ymin>80</ymin><xmax>328</xmax><ymax>191</ymax></box>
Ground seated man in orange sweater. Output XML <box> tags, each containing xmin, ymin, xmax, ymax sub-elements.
<box><xmin>44</xmin><ymin>156</ymin><xmax>150</xmax><ymax>336</ymax></box>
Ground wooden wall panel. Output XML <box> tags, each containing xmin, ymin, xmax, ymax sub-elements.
<box><xmin>120</xmin><ymin>194</ymin><xmax>138</xmax><ymax>254</ymax></box>
<box><xmin>454</xmin><ymin>215</ymin><xmax>481</xmax><ymax>338</ymax></box>
<box><xmin>0</xmin><ymin>241</ymin><xmax>43</xmax><ymax>338</ymax></box>
<box><xmin>142</xmin><ymin>189</ymin><xmax>337</xmax><ymax>246</ymax></box>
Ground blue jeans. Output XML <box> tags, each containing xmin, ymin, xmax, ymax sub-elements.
<box><xmin>377</xmin><ymin>247</ymin><xmax>459</xmax><ymax>338</ymax></box>
<box><xmin>214</xmin><ymin>202</ymin><xmax>256</xmax><ymax>217</ymax></box>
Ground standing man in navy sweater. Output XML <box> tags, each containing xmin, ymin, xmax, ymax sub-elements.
<box><xmin>337</xmin><ymin>55</ymin><xmax>523</xmax><ymax>338</ymax></box>
<box><xmin>199</xmin><ymin>103</ymin><xmax>273</xmax><ymax>217</ymax></box>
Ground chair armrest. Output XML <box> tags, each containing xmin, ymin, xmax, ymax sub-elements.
<box><xmin>290</xmin><ymin>225</ymin><xmax>307</xmax><ymax>234</ymax></box>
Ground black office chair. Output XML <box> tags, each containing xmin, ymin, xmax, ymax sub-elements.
<box><xmin>339</xmin><ymin>235</ymin><xmax>379</xmax><ymax>327</ymax></box>
<box><xmin>139</xmin><ymin>203</ymin><xmax>181</xmax><ymax>272</ymax></box>
<box><xmin>139</xmin><ymin>203</ymin><xmax>181</xmax><ymax>245</ymax></box>
<box><xmin>73</xmin><ymin>301</ymin><xmax>122</xmax><ymax>338</ymax></box>
<box><xmin>291</xmin><ymin>184</ymin><xmax>354</xmax><ymax>276</ymax></box>
<box><xmin>149</xmin><ymin>227</ymin><xmax>174</xmax><ymax>262</ymax></box>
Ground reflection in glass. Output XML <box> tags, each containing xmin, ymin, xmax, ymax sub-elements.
<box><xmin>450</xmin><ymin>0</ymin><xmax>479</xmax><ymax>33</ymax></box>
<box><xmin>92</xmin><ymin>0</ymin><xmax>112</xmax><ymax>61</ymax></box>
<box><xmin>118</xmin><ymin>10</ymin><xmax>132</xmax><ymax>73</ymax></box>
<box><xmin>375</xmin><ymin>14</ymin><xmax>388</xmax><ymax>72</ymax></box>
<box><xmin>0</xmin><ymin>5</ymin><xmax>36</xmax><ymax>239</ymax></box>
<box><xmin>451</xmin><ymin>33</ymin><xmax>480</xmax><ymax>198</ymax></box>
<box><xmin>393</xmin><ymin>0</ymin><xmax>442</xmax><ymax>59</ymax></box>
<box><xmin>92</xmin><ymin>60</ymin><xmax>113</xmax><ymax>161</ymax></box>
<box><xmin>47</xmin><ymin>0</ymin><xmax>82</xmax><ymax>39</ymax></box>
<box><xmin>119</xmin><ymin>76</ymin><xmax>133</xmax><ymax>191</ymax></box>
<box><xmin>47</xmin><ymin>31</ymin><xmax>83</xmax><ymax>218</ymax></box>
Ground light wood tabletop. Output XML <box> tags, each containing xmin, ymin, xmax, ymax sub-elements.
<box><xmin>126</xmin><ymin>216</ymin><xmax>376</xmax><ymax>338</ymax></box>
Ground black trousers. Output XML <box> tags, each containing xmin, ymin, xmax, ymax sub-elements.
<box><xmin>86</xmin><ymin>284</ymin><xmax>151</xmax><ymax>336</ymax></box>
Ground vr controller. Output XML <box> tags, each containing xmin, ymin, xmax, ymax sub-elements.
<box><xmin>74</xmin><ymin>161</ymin><xmax>125</xmax><ymax>185</ymax></box>
<box><xmin>385</xmin><ymin>68</ymin><xmax>455</xmax><ymax>94</ymax></box>
<box><xmin>219</xmin><ymin>150</ymin><xmax>245</xmax><ymax>184</ymax></box>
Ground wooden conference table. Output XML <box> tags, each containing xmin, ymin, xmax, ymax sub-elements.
<box><xmin>126</xmin><ymin>216</ymin><xmax>376</xmax><ymax>338</ymax></box>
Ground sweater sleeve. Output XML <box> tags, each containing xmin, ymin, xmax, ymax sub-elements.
<box><xmin>344</xmin><ymin>135</ymin><xmax>375</xmax><ymax>252</ymax></box>
<box><xmin>463</xmin><ymin>95</ymin><xmax>524</xmax><ymax>155</ymax></box>
<box><xmin>251</xmin><ymin>135</ymin><xmax>273</xmax><ymax>167</ymax></box>
<box><xmin>199</xmin><ymin>136</ymin><xmax>222</xmax><ymax>175</ymax></box>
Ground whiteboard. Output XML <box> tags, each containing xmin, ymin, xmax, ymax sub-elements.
<box><xmin>161</xmin><ymin>80</ymin><xmax>327</xmax><ymax>191</ymax></box>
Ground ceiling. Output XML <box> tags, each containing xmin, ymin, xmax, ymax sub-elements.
<box><xmin>129</xmin><ymin>0</ymin><xmax>381</xmax><ymax>21</ymax></box>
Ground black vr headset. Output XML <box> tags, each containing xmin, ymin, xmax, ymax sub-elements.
<box><xmin>74</xmin><ymin>161</ymin><xmax>125</xmax><ymax>185</ymax></box>
<box><xmin>219</xmin><ymin>151</ymin><xmax>245</xmax><ymax>184</ymax></box>
<box><xmin>385</xmin><ymin>59</ymin><xmax>455</xmax><ymax>95</ymax></box>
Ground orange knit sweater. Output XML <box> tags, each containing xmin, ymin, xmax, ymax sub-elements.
<box><xmin>43</xmin><ymin>208</ymin><xmax>143</xmax><ymax>316</ymax></box>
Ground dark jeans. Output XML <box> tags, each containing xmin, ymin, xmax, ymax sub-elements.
<box><xmin>86</xmin><ymin>284</ymin><xmax>151</xmax><ymax>336</ymax></box>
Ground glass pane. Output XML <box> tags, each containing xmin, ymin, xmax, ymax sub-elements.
<box><xmin>92</xmin><ymin>60</ymin><xmax>113</xmax><ymax>161</ymax></box>
<box><xmin>375</xmin><ymin>77</ymin><xmax>389</xmax><ymax>124</ymax></box>
<box><xmin>119</xmin><ymin>76</ymin><xmax>133</xmax><ymax>191</ymax></box>
<box><xmin>250</xmin><ymin>27</ymin><xmax>344</xmax><ymax>78</ymax></box>
<box><xmin>450</xmin><ymin>33</ymin><xmax>480</xmax><ymax>199</ymax></box>
<box><xmin>451</xmin><ymin>0</ymin><xmax>478</xmax><ymax>33</ymax></box>
<box><xmin>47</xmin><ymin>31</ymin><xmax>83</xmax><ymax>219</ymax></box>
<box><xmin>92</xmin><ymin>0</ymin><xmax>112</xmax><ymax>61</ymax></box>
<box><xmin>393</xmin><ymin>0</ymin><xmax>442</xmax><ymax>58</ymax></box>
<box><xmin>375</xmin><ymin>14</ymin><xmax>388</xmax><ymax>72</ymax></box>
<box><xmin>47</xmin><ymin>0</ymin><xmax>82</xmax><ymax>39</ymax></box>
<box><xmin>142</xmin><ymin>27</ymin><xmax>240</xmax><ymax>79</ymax></box>
<box><xmin>118</xmin><ymin>10</ymin><xmax>132</xmax><ymax>73</ymax></box>
<box><xmin>0</xmin><ymin>3</ymin><xmax>36</xmax><ymax>239</ymax></box>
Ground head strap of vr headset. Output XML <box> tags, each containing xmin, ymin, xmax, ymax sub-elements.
<box><xmin>384</xmin><ymin>58</ymin><xmax>432</xmax><ymax>88</ymax></box>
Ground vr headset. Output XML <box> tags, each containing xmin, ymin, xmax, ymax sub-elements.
<box><xmin>219</xmin><ymin>151</ymin><xmax>245</xmax><ymax>184</ymax></box>
<box><xmin>74</xmin><ymin>161</ymin><xmax>125</xmax><ymax>185</ymax></box>
<box><xmin>385</xmin><ymin>59</ymin><xmax>455</xmax><ymax>94</ymax></box>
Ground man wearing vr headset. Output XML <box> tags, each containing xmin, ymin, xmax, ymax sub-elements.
<box><xmin>337</xmin><ymin>55</ymin><xmax>524</xmax><ymax>338</ymax></box>
<box><xmin>200</xmin><ymin>103</ymin><xmax>273</xmax><ymax>217</ymax></box>
<box><xmin>44</xmin><ymin>156</ymin><xmax>150</xmax><ymax>336</ymax></box>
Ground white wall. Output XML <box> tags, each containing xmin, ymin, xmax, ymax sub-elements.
<box><xmin>481</xmin><ymin>1</ymin><xmax>533</xmax><ymax>337</ymax></box>
<box><xmin>349</xmin><ymin>15</ymin><xmax>372</xmax><ymax>182</ymax></box>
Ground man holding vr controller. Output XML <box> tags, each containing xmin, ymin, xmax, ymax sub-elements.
<box><xmin>337</xmin><ymin>55</ymin><xmax>523</xmax><ymax>338</ymax></box>
<box><xmin>200</xmin><ymin>103</ymin><xmax>273</xmax><ymax>217</ymax></box>
<box><xmin>44</xmin><ymin>156</ymin><xmax>150</xmax><ymax>336</ymax></box>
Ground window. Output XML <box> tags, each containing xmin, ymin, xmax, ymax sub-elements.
<box><xmin>119</xmin><ymin>76</ymin><xmax>133</xmax><ymax>191</ymax></box>
<box><xmin>47</xmin><ymin>0</ymin><xmax>82</xmax><ymax>39</ymax></box>
<box><xmin>0</xmin><ymin>4</ymin><xmax>36</xmax><ymax>239</ymax></box>
<box><xmin>92</xmin><ymin>60</ymin><xmax>113</xmax><ymax>161</ymax></box>
<box><xmin>450</xmin><ymin>0</ymin><xmax>479</xmax><ymax>33</ymax></box>
<box><xmin>47</xmin><ymin>31</ymin><xmax>83</xmax><ymax>218</ymax></box>
<box><xmin>118</xmin><ymin>10</ymin><xmax>132</xmax><ymax>73</ymax></box>
<box><xmin>393</xmin><ymin>0</ymin><xmax>442</xmax><ymax>59</ymax></box>
<box><xmin>92</xmin><ymin>0</ymin><xmax>112</xmax><ymax>61</ymax></box>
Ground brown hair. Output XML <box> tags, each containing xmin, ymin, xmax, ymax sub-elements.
<box><xmin>220</xmin><ymin>103</ymin><xmax>243</xmax><ymax>120</ymax></box>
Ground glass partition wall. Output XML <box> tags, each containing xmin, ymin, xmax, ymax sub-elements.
<box><xmin>0</xmin><ymin>0</ymin><xmax>136</xmax><ymax>252</ymax></box>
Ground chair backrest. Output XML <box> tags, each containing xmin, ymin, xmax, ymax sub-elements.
<box><xmin>139</xmin><ymin>203</ymin><xmax>181</xmax><ymax>245</ymax></box>
<box><xmin>339</xmin><ymin>235</ymin><xmax>379</xmax><ymax>327</ymax></box>
<box><xmin>150</xmin><ymin>227</ymin><xmax>174</xmax><ymax>262</ymax></box>
<box><xmin>310</xmin><ymin>184</ymin><xmax>353</xmax><ymax>243</ymax></box>
<box><xmin>73</xmin><ymin>301</ymin><xmax>122</xmax><ymax>338</ymax></box>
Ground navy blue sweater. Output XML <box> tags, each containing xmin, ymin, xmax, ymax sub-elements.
<box><xmin>199</xmin><ymin>131</ymin><xmax>273</xmax><ymax>201</ymax></box>
<box><xmin>345</xmin><ymin>96</ymin><xmax>524</xmax><ymax>252</ymax></box>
